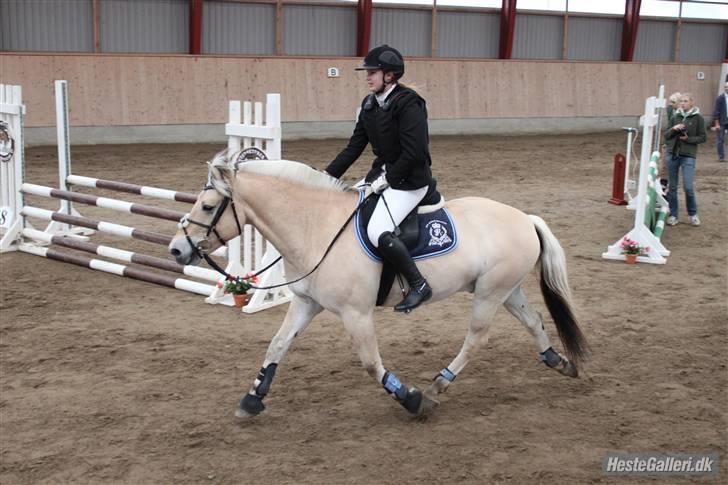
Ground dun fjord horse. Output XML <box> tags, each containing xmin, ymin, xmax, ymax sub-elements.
<box><xmin>169</xmin><ymin>151</ymin><xmax>589</xmax><ymax>418</ymax></box>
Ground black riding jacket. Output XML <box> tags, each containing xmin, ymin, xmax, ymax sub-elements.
<box><xmin>325</xmin><ymin>85</ymin><xmax>436</xmax><ymax>191</ymax></box>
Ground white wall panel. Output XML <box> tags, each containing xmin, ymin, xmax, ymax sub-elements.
<box><xmin>437</xmin><ymin>11</ymin><xmax>499</xmax><ymax>59</ymax></box>
<box><xmin>100</xmin><ymin>0</ymin><xmax>188</xmax><ymax>53</ymax></box>
<box><xmin>371</xmin><ymin>7</ymin><xmax>431</xmax><ymax>57</ymax></box>
<box><xmin>679</xmin><ymin>22</ymin><xmax>728</xmax><ymax>64</ymax></box>
<box><xmin>283</xmin><ymin>5</ymin><xmax>356</xmax><ymax>56</ymax></box>
<box><xmin>567</xmin><ymin>16</ymin><xmax>621</xmax><ymax>61</ymax></box>
<box><xmin>0</xmin><ymin>0</ymin><xmax>93</xmax><ymax>52</ymax></box>
<box><xmin>203</xmin><ymin>1</ymin><xmax>275</xmax><ymax>55</ymax></box>
<box><xmin>513</xmin><ymin>14</ymin><xmax>563</xmax><ymax>60</ymax></box>
<box><xmin>634</xmin><ymin>20</ymin><xmax>675</xmax><ymax>62</ymax></box>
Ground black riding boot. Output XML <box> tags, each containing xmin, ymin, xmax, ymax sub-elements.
<box><xmin>378</xmin><ymin>232</ymin><xmax>432</xmax><ymax>312</ymax></box>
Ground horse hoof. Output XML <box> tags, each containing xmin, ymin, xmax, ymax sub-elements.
<box><xmin>236</xmin><ymin>393</ymin><xmax>265</xmax><ymax>418</ymax></box>
<box><xmin>557</xmin><ymin>359</ymin><xmax>578</xmax><ymax>378</ymax></box>
<box><xmin>235</xmin><ymin>408</ymin><xmax>258</xmax><ymax>418</ymax></box>
<box><xmin>419</xmin><ymin>394</ymin><xmax>440</xmax><ymax>418</ymax></box>
<box><xmin>401</xmin><ymin>387</ymin><xmax>424</xmax><ymax>415</ymax></box>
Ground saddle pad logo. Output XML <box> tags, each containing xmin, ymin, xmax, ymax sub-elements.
<box><xmin>427</xmin><ymin>220</ymin><xmax>452</xmax><ymax>247</ymax></box>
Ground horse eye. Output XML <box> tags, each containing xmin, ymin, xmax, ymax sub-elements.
<box><xmin>202</xmin><ymin>204</ymin><xmax>215</xmax><ymax>212</ymax></box>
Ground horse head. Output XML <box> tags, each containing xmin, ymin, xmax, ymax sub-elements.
<box><xmin>169</xmin><ymin>150</ymin><xmax>245</xmax><ymax>266</ymax></box>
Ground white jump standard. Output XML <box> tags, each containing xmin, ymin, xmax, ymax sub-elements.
<box><xmin>603</xmin><ymin>85</ymin><xmax>670</xmax><ymax>265</ymax></box>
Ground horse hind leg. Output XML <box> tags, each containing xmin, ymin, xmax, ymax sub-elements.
<box><xmin>423</xmin><ymin>293</ymin><xmax>502</xmax><ymax>411</ymax></box>
<box><xmin>503</xmin><ymin>286</ymin><xmax>577</xmax><ymax>378</ymax></box>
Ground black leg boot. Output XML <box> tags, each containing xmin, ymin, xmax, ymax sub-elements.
<box><xmin>378</xmin><ymin>232</ymin><xmax>432</xmax><ymax>312</ymax></box>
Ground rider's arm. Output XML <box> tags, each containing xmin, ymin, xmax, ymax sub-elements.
<box><xmin>325</xmin><ymin>116</ymin><xmax>369</xmax><ymax>179</ymax></box>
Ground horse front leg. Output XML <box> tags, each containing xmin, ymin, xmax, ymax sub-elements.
<box><xmin>341</xmin><ymin>309</ymin><xmax>424</xmax><ymax>416</ymax></box>
<box><xmin>236</xmin><ymin>296</ymin><xmax>323</xmax><ymax>418</ymax></box>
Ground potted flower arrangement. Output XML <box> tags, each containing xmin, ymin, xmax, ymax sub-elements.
<box><xmin>620</xmin><ymin>237</ymin><xmax>648</xmax><ymax>264</ymax></box>
<box><xmin>222</xmin><ymin>272</ymin><xmax>259</xmax><ymax>308</ymax></box>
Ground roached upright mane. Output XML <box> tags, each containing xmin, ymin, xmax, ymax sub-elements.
<box><xmin>207</xmin><ymin>149</ymin><xmax>350</xmax><ymax>197</ymax></box>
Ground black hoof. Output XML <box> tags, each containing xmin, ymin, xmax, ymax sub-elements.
<box><xmin>400</xmin><ymin>387</ymin><xmax>423</xmax><ymax>415</ymax></box>
<box><xmin>237</xmin><ymin>393</ymin><xmax>265</xmax><ymax>417</ymax></box>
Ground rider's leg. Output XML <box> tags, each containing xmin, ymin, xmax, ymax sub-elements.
<box><xmin>378</xmin><ymin>231</ymin><xmax>432</xmax><ymax>312</ymax></box>
<box><xmin>367</xmin><ymin>187</ymin><xmax>431</xmax><ymax>312</ymax></box>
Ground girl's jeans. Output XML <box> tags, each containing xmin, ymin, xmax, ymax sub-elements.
<box><xmin>667</xmin><ymin>155</ymin><xmax>697</xmax><ymax>217</ymax></box>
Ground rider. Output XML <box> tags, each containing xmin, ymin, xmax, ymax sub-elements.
<box><xmin>325</xmin><ymin>45</ymin><xmax>437</xmax><ymax>313</ymax></box>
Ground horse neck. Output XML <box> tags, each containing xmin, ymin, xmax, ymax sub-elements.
<box><xmin>235</xmin><ymin>173</ymin><xmax>357</xmax><ymax>271</ymax></box>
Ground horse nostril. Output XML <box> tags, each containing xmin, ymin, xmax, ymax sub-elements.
<box><xmin>170</xmin><ymin>248</ymin><xmax>181</xmax><ymax>257</ymax></box>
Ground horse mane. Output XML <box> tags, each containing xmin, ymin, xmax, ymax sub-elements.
<box><xmin>208</xmin><ymin>149</ymin><xmax>350</xmax><ymax>196</ymax></box>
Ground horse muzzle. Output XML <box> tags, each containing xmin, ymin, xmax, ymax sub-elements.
<box><xmin>169</xmin><ymin>236</ymin><xmax>202</xmax><ymax>266</ymax></box>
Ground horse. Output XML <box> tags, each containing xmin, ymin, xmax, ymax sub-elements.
<box><xmin>169</xmin><ymin>150</ymin><xmax>589</xmax><ymax>418</ymax></box>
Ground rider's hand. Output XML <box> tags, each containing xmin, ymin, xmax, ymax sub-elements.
<box><xmin>371</xmin><ymin>174</ymin><xmax>390</xmax><ymax>194</ymax></box>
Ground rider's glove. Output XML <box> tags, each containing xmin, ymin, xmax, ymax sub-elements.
<box><xmin>371</xmin><ymin>174</ymin><xmax>390</xmax><ymax>194</ymax></box>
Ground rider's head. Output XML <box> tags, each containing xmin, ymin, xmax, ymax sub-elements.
<box><xmin>355</xmin><ymin>45</ymin><xmax>405</xmax><ymax>94</ymax></box>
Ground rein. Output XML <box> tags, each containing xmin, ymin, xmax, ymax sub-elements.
<box><xmin>182</xmin><ymin>188</ymin><xmax>374</xmax><ymax>291</ymax></box>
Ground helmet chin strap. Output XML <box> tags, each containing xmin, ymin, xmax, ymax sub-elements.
<box><xmin>375</xmin><ymin>75</ymin><xmax>396</xmax><ymax>95</ymax></box>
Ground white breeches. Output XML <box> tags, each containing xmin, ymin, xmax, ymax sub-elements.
<box><xmin>367</xmin><ymin>185</ymin><xmax>429</xmax><ymax>247</ymax></box>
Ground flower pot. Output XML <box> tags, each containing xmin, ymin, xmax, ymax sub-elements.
<box><xmin>625</xmin><ymin>254</ymin><xmax>637</xmax><ymax>264</ymax></box>
<box><xmin>233</xmin><ymin>293</ymin><xmax>250</xmax><ymax>308</ymax></box>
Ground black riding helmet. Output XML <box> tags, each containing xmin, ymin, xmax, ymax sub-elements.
<box><xmin>355</xmin><ymin>45</ymin><xmax>405</xmax><ymax>80</ymax></box>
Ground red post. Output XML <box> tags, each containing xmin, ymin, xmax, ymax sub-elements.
<box><xmin>620</xmin><ymin>0</ymin><xmax>641</xmax><ymax>62</ymax></box>
<box><xmin>356</xmin><ymin>0</ymin><xmax>372</xmax><ymax>57</ymax></box>
<box><xmin>609</xmin><ymin>154</ymin><xmax>628</xmax><ymax>205</ymax></box>
<box><xmin>190</xmin><ymin>0</ymin><xmax>203</xmax><ymax>55</ymax></box>
<box><xmin>498</xmin><ymin>0</ymin><xmax>517</xmax><ymax>60</ymax></box>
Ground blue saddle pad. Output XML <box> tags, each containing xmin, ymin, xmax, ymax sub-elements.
<box><xmin>354</xmin><ymin>191</ymin><xmax>458</xmax><ymax>262</ymax></box>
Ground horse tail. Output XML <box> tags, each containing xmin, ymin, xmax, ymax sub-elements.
<box><xmin>528</xmin><ymin>215</ymin><xmax>590</xmax><ymax>367</ymax></box>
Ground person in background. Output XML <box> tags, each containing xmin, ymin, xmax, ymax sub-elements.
<box><xmin>664</xmin><ymin>93</ymin><xmax>707</xmax><ymax>227</ymax></box>
<box><xmin>710</xmin><ymin>82</ymin><xmax>728</xmax><ymax>162</ymax></box>
<box><xmin>666</xmin><ymin>92</ymin><xmax>681</xmax><ymax>121</ymax></box>
<box><xmin>660</xmin><ymin>92</ymin><xmax>683</xmax><ymax>193</ymax></box>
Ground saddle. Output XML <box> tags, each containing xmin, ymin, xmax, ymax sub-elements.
<box><xmin>355</xmin><ymin>188</ymin><xmax>457</xmax><ymax>305</ymax></box>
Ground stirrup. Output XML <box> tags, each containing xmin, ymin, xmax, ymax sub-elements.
<box><xmin>394</xmin><ymin>281</ymin><xmax>432</xmax><ymax>313</ymax></box>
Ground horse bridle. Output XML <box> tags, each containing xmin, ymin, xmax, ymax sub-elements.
<box><xmin>179</xmin><ymin>185</ymin><xmax>247</xmax><ymax>279</ymax></box>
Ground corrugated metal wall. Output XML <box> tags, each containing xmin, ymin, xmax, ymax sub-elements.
<box><xmin>513</xmin><ymin>14</ymin><xmax>563</xmax><ymax>60</ymax></box>
<box><xmin>634</xmin><ymin>20</ymin><xmax>675</xmax><ymax>62</ymax></box>
<box><xmin>437</xmin><ymin>11</ymin><xmax>499</xmax><ymax>59</ymax></box>
<box><xmin>100</xmin><ymin>0</ymin><xmax>188</xmax><ymax>53</ymax></box>
<box><xmin>567</xmin><ymin>16</ymin><xmax>622</xmax><ymax>61</ymax></box>
<box><xmin>679</xmin><ymin>22</ymin><xmax>728</xmax><ymax>63</ymax></box>
<box><xmin>283</xmin><ymin>5</ymin><xmax>356</xmax><ymax>56</ymax></box>
<box><xmin>371</xmin><ymin>8</ymin><xmax>431</xmax><ymax>57</ymax></box>
<box><xmin>203</xmin><ymin>1</ymin><xmax>275</xmax><ymax>55</ymax></box>
<box><xmin>0</xmin><ymin>0</ymin><xmax>93</xmax><ymax>52</ymax></box>
<box><xmin>1</xmin><ymin>1</ymin><xmax>725</xmax><ymax>63</ymax></box>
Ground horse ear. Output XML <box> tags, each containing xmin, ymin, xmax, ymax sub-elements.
<box><xmin>207</xmin><ymin>160</ymin><xmax>233</xmax><ymax>197</ymax></box>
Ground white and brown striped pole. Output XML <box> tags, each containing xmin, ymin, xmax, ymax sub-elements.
<box><xmin>22</xmin><ymin>228</ymin><xmax>221</xmax><ymax>283</ymax></box>
<box><xmin>21</xmin><ymin>206</ymin><xmax>173</xmax><ymax>246</ymax></box>
<box><xmin>66</xmin><ymin>175</ymin><xmax>197</xmax><ymax>204</ymax></box>
<box><xmin>22</xmin><ymin>183</ymin><xmax>186</xmax><ymax>222</ymax></box>
<box><xmin>18</xmin><ymin>243</ymin><xmax>215</xmax><ymax>296</ymax></box>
